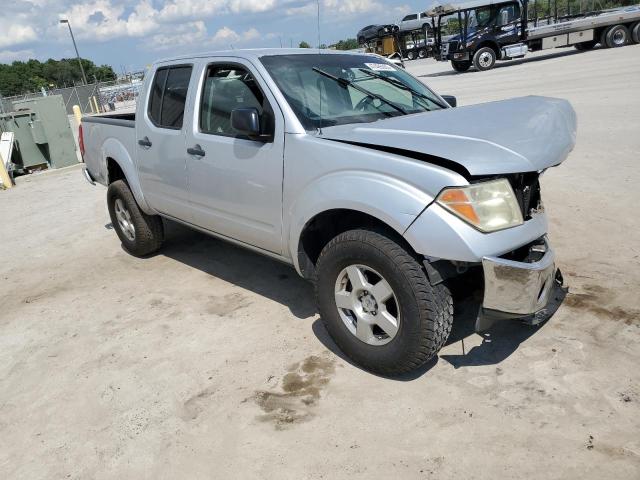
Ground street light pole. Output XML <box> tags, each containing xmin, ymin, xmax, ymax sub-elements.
<box><xmin>59</xmin><ymin>19</ymin><xmax>88</xmax><ymax>85</ymax></box>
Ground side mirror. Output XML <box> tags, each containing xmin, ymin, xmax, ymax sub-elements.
<box><xmin>231</xmin><ymin>107</ymin><xmax>261</xmax><ymax>137</ymax></box>
<box><xmin>441</xmin><ymin>95</ymin><xmax>457</xmax><ymax>107</ymax></box>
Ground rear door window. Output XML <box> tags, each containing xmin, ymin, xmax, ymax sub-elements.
<box><xmin>147</xmin><ymin>65</ymin><xmax>193</xmax><ymax>129</ymax></box>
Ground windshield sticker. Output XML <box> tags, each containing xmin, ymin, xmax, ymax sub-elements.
<box><xmin>364</xmin><ymin>62</ymin><xmax>395</xmax><ymax>71</ymax></box>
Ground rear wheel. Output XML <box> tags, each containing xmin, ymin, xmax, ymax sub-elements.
<box><xmin>631</xmin><ymin>22</ymin><xmax>640</xmax><ymax>44</ymax></box>
<box><xmin>407</xmin><ymin>50</ymin><xmax>415</xmax><ymax>60</ymax></box>
<box><xmin>107</xmin><ymin>179</ymin><xmax>164</xmax><ymax>256</ymax></box>
<box><xmin>451</xmin><ymin>60</ymin><xmax>471</xmax><ymax>72</ymax></box>
<box><xmin>605</xmin><ymin>24</ymin><xmax>630</xmax><ymax>48</ymax></box>
<box><xmin>315</xmin><ymin>228</ymin><xmax>453</xmax><ymax>375</ymax></box>
<box><xmin>473</xmin><ymin>46</ymin><xmax>497</xmax><ymax>71</ymax></box>
<box><xmin>418</xmin><ymin>48</ymin><xmax>427</xmax><ymax>59</ymax></box>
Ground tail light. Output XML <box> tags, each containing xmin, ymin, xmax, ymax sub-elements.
<box><xmin>78</xmin><ymin>123</ymin><xmax>85</xmax><ymax>160</ymax></box>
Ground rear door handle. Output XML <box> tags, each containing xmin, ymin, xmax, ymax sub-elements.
<box><xmin>187</xmin><ymin>144</ymin><xmax>206</xmax><ymax>157</ymax></box>
<box><xmin>138</xmin><ymin>136</ymin><xmax>152</xmax><ymax>147</ymax></box>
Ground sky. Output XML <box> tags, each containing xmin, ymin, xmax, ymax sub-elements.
<box><xmin>2</xmin><ymin>0</ymin><xmax>435</xmax><ymax>72</ymax></box>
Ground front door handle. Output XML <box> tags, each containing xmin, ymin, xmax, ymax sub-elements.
<box><xmin>138</xmin><ymin>136</ymin><xmax>152</xmax><ymax>148</ymax></box>
<box><xmin>187</xmin><ymin>144</ymin><xmax>206</xmax><ymax>157</ymax></box>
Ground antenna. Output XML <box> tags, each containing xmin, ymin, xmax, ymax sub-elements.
<box><xmin>317</xmin><ymin>0</ymin><xmax>321</xmax><ymax>49</ymax></box>
<box><xmin>317</xmin><ymin>0</ymin><xmax>323</xmax><ymax>134</ymax></box>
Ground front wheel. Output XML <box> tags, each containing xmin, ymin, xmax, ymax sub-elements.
<box><xmin>451</xmin><ymin>60</ymin><xmax>472</xmax><ymax>72</ymax></box>
<box><xmin>473</xmin><ymin>47</ymin><xmax>497</xmax><ymax>71</ymax></box>
<box><xmin>107</xmin><ymin>179</ymin><xmax>164</xmax><ymax>256</ymax></box>
<box><xmin>315</xmin><ymin>229</ymin><xmax>453</xmax><ymax>375</ymax></box>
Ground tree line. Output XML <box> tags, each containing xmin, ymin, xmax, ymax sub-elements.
<box><xmin>0</xmin><ymin>58</ymin><xmax>117</xmax><ymax>97</ymax></box>
<box><xmin>299</xmin><ymin>38</ymin><xmax>360</xmax><ymax>50</ymax></box>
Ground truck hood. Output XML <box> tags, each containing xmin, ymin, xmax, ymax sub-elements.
<box><xmin>320</xmin><ymin>96</ymin><xmax>577</xmax><ymax>177</ymax></box>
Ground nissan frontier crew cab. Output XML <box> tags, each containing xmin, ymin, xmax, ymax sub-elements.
<box><xmin>81</xmin><ymin>49</ymin><xmax>575</xmax><ymax>375</ymax></box>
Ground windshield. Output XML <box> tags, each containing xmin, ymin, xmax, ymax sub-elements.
<box><xmin>468</xmin><ymin>6</ymin><xmax>492</xmax><ymax>29</ymax></box>
<box><xmin>260</xmin><ymin>54</ymin><xmax>445</xmax><ymax>130</ymax></box>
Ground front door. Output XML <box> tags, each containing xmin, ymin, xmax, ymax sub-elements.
<box><xmin>137</xmin><ymin>64</ymin><xmax>194</xmax><ymax>219</ymax></box>
<box><xmin>494</xmin><ymin>2</ymin><xmax>522</xmax><ymax>46</ymax></box>
<box><xmin>185</xmin><ymin>59</ymin><xmax>285</xmax><ymax>254</ymax></box>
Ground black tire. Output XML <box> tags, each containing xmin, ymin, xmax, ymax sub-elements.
<box><xmin>473</xmin><ymin>46</ymin><xmax>497</xmax><ymax>71</ymax></box>
<box><xmin>315</xmin><ymin>228</ymin><xmax>453</xmax><ymax>375</ymax></box>
<box><xmin>358</xmin><ymin>36</ymin><xmax>365</xmax><ymax>45</ymax></box>
<box><xmin>407</xmin><ymin>51</ymin><xmax>415</xmax><ymax>60</ymax></box>
<box><xmin>418</xmin><ymin>49</ymin><xmax>427</xmax><ymax>59</ymax></box>
<box><xmin>574</xmin><ymin>40</ymin><xmax>596</xmax><ymax>51</ymax></box>
<box><xmin>107</xmin><ymin>179</ymin><xmax>164</xmax><ymax>257</ymax></box>
<box><xmin>451</xmin><ymin>60</ymin><xmax>472</xmax><ymax>72</ymax></box>
<box><xmin>631</xmin><ymin>22</ymin><xmax>640</xmax><ymax>44</ymax></box>
<box><xmin>605</xmin><ymin>24</ymin><xmax>630</xmax><ymax>48</ymax></box>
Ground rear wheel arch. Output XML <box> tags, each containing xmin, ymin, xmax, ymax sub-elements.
<box><xmin>102</xmin><ymin>152</ymin><xmax>155</xmax><ymax>215</ymax></box>
<box><xmin>296</xmin><ymin>209</ymin><xmax>417</xmax><ymax>281</ymax></box>
<box><xmin>106</xmin><ymin>157</ymin><xmax>126</xmax><ymax>184</ymax></box>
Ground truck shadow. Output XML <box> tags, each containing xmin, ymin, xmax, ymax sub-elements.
<box><xmin>158</xmin><ymin>221</ymin><xmax>543</xmax><ymax>380</ymax></box>
<box><xmin>159</xmin><ymin>220</ymin><xmax>317</xmax><ymax>320</ymax></box>
<box><xmin>420</xmin><ymin>48</ymin><xmax>586</xmax><ymax>78</ymax></box>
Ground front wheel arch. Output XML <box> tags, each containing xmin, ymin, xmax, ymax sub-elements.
<box><xmin>296</xmin><ymin>209</ymin><xmax>414</xmax><ymax>281</ymax></box>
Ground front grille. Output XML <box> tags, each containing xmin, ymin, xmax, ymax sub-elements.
<box><xmin>507</xmin><ymin>173</ymin><xmax>541</xmax><ymax>220</ymax></box>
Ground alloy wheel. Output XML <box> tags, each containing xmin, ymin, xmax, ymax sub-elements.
<box><xmin>114</xmin><ymin>198</ymin><xmax>135</xmax><ymax>241</ymax></box>
<box><xmin>334</xmin><ymin>264</ymin><xmax>400</xmax><ymax>346</ymax></box>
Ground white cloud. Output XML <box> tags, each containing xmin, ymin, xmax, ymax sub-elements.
<box><xmin>324</xmin><ymin>0</ymin><xmax>382</xmax><ymax>15</ymax></box>
<box><xmin>150</xmin><ymin>20</ymin><xmax>208</xmax><ymax>50</ymax></box>
<box><xmin>148</xmin><ymin>23</ymin><xmax>263</xmax><ymax>51</ymax></box>
<box><xmin>0</xmin><ymin>49</ymin><xmax>36</xmax><ymax>62</ymax></box>
<box><xmin>229</xmin><ymin>0</ymin><xmax>276</xmax><ymax>13</ymax></box>
<box><xmin>286</xmin><ymin>0</ymin><xmax>383</xmax><ymax>17</ymax></box>
<box><xmin>211</xmin><ymin>26</ymin><xmax>262</xmax><ymax>45</ymax></box>
<box><xmin>0</xmin><ymin>24</ymin><xmax>38</xmax><ymax>48</ymax></box>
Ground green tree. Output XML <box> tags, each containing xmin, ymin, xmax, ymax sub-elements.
<box><xmin>0</xmin><ymin>57</ymin><xmax>117</xmax><ymax>96</ymax></box>
<box><xmin>334</xmin><ymin>38</ymin><xmax>359</xmax><ymax>50</ymax></box>
<box><xmin>299</xmin><ymin>41</ymin><xmax>311</xmax><ymax>48</ymax></box>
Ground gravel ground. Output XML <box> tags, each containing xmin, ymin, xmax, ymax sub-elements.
<box><xmin>1</xmin><ymin>45</ymin><xmax>639</xmax><ymax>479</ymax></box>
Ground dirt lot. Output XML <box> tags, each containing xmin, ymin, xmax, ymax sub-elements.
<box><xmin>1</xmin><ymin>46</ymin><xmax>639</xmax><ymax>479</ymax></box>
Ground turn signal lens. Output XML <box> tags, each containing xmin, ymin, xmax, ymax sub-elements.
<box><xmin>436</xmin><ymin>179</ymin><xmax>524</xmax><ymax>232</ymax></box>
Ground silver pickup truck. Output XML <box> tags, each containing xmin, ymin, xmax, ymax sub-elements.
<box><xmin>82</xmin><ymin>49</ymin><xmax>575</xmax><ymax>375</ymax></box>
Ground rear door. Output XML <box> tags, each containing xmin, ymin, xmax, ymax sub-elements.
<box><xmin>137</xmin><ymin>64</ymin><xmax>194</xmax><ymax>219</ymax></box>
<box><xmin>402</xmin><ymin>14</ymin><xmax>419</xmax><ymax>30</ymax></box>
<box><xmin>184</xmin><ymin>58</ymin><xmax>285</xmax><ymax>254</ymax></box>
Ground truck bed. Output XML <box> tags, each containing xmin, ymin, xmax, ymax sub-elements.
<box><xmin>527</xmin><ymin>5</ymin><xmax>640</xmax><ymax>40</ymax></box>
<box><xmin>82</xmin><ymin>112</ymin><xmax>136</xmax><ymax>187</ymax></box>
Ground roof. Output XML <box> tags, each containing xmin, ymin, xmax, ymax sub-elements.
<box><xmin>155</xmin><ymin>48</ymin><xmax>363</xmax><ymax>65</ymax></box>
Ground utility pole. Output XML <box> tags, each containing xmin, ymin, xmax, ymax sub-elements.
<box><xmin>60</xmin><ymin>19</ymin><xmax>88</xmax><ymax>86</ymax></box>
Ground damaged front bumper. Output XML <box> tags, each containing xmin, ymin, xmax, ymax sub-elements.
<box><xmin>476</xmin><ymin>236</ymin><xmax>567</xmax><ymax>331</ymax></box>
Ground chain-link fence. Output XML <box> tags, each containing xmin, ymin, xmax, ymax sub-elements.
<box><xmin>1</xmin><ymin>78</ymin><xmax>143</xmax><ymax>115</ymax></box>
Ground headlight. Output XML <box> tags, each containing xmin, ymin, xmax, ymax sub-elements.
<box><xmin>436</xmin><ymin>179</ymin><xmax>523</xmax><ymax>232</ymax></box>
